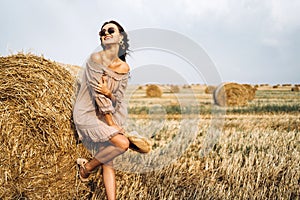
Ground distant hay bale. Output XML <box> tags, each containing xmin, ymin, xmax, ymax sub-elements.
<box><xmin>259</xmin><ymin>84</ymin><xmax>269</xmax><ymax>87</ymax></box>
<box><xmin>213</xmin><ymin>82</ymin><xmax>255</xmax><ymax>107</ymax></box>
<box><xmin>291</xmin><ymin>87</ymin><xmax>299</xmax><ymax>92</ymax></box>
<box><xmin>138</xmin><ymin>85</ymin><xmax>143</xmax><ymax>90</ymax></box>
<box><xmin>282</xmin><ymin>83</ymin><xmax>292</xmax><ymax>87</ymax></box>
<box><xmin>182</xmin><ymin>84</ymin><xmax>191</xmax><ymax>89</ymax></box>
<box><xmin>273</xmin><ymin>84</ymin><xmax>280</xmax><ymax>89</ymax></box>
<box><xmin>170</xmin><ymin>85</ymin><xmax>180</xmax><ymax>93</ymax></box>
<box><xmin>0</xmin><ymin>53</ymin><xmax>89</xmax><ymax>199</ymax></box>
<box><xmin>146</xmin><ymin>84</ymin><xmax>162</xmax><ymax>97</ymax></box>
<box><xmin>204</xmin><ymin>85</ymin><xmax>216</xmax><ymax>94</ymax></box>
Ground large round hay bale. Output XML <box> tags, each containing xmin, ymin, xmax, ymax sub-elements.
<box><xmin>242</xmin><ymin>84</ymin><xmax>256</xmax><ymax>101</ymax></box>
<box><xmin>0</xmin><ymin>53</ymin><xmax>89</xmax><ymax>199</ymax></box>
<box><xmin>213</xmin><ymin>82</ymin><xmax>250</xmax><ymax>107</ymax></box>
<box><xmin>146</xmin><ymin>84</ymin><xmax>162</xmax><ymax>97</ymax></box>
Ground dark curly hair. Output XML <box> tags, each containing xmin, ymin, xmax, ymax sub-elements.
<box><xmin>99</xmin><ymin>20</ymin><xmax>129</xmax><ymax>62</ymax></box>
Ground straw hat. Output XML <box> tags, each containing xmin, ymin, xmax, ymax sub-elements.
<box><xmin>125</xmin><ymin>131</ymin><xmax>152</xmax><ymax>153</ymax></box>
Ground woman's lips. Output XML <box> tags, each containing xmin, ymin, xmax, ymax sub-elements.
<box><xmin>104</xmin><ymin>35</ymin><xmax>112</xmax><ymax>40</ymax></box>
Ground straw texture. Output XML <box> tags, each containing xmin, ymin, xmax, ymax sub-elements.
<box><xmin>146</xmin><ymin>84</ymin><xmax>162</xmax><ymax>97</ymax></box>
<box><xmin>0</xmin><ymin>53</ymin><xmax>90</xmax><ymax>199</ymax></box>
<box><xmin>213</xmin><ymin>82</ymin><xmax>256</xmax><ymax>107</ymax></box>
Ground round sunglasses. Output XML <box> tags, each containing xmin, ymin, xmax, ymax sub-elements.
<box><xmin>99</xmin><ymin>27</ymin><xmax>116</xmax><ymax>37</ymax></box>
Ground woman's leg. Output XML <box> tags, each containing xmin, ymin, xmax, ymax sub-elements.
<box><xmin>94</xmin><ymin>134</ymin><xmax>129</xmax><ymax>164</ymax></box>
<box><xmin>79</xmin><ymin>134</ymin><xmax>129</xmax><ymax>178</ymax></box>
<box><xmin>109</xmin><ymin>133</ymin><xmax>130</xmax><ymax>151</ymax></box>
<box><xmin>102</xmin><ymin>163</ymin><xmax>116</xmax><ymax>200</ymax></box>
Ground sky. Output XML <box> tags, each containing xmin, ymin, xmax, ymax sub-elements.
<box><xmin>0</xmin><ymin>0</ymin><xmax>299</xmax><ymax>85</ymax></box>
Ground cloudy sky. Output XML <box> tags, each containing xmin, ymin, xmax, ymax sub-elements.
<box><xmin>1</xmin><ymin>0</ymin><xmax>299</xmax><ymax>85</ymax></box>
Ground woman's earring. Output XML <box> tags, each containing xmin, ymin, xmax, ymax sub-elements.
<box><xmin>119</xmin><ymin>40</ymin><xmax>125</xmax><ymax>50</ymax></box>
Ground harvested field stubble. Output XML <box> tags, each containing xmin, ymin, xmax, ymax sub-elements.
<box><xmin>0</xmin><ymin>53</ymin><xmax>90</xmax><ymax>199</ymax></box>
<box><xmin>91</xmin><ymin>117</ymin><xmax>300</xmax><ymax>199</ymax></box>
<box><xmin>1</xmin><ymin>53</ymin><xmax>299</xmax><ymax>199</ymax></box>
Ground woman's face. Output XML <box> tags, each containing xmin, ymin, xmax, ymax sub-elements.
<box><xmin>100</xmin><ymin>23</ymin><xmax>123</xmax><ymax>47</ymax></box>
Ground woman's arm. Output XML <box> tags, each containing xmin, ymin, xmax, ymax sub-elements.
<box><xmin>104</xmin><ymin>112</ymin><xmax>124</xmax><ymax>132</ymax></box>
<box><xmin>85</xmin><ymin>59</ymin><xmax>115</xmax><ymax>114</ymax></box>
<box><xmin>93</xmin><ymin>76</ymin><xmax>117</xmax><ymax>105</ymax></box>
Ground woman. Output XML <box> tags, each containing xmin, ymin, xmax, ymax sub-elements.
<box><xmin>73</xmin><ymin>20</ymin><xmax>130</xmax><ymax>199</ymax></box>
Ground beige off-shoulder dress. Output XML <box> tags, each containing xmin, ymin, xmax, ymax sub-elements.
<box><xmin>73</xmin><ymin>55</ymin><xmax>129</xmax><ymax>143</ymax></box>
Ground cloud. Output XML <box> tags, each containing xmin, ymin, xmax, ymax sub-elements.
<box><xmin>1</xmin><ymin>0</ymin><xmax>299</xmax><ymax>83</ymax></box>
<box><xmin>268</xmin><ymin>0</ymin><xmax>300</xmax><ymax>32</ymax></box>
<box><xmin>261</xmin><ymin>38</ymin><xmax>281</xmax><ymax>47</ymax></box>
<box><xmin>178</xmin><ymin>0</ymin><xmax>230</xmax><ymax>19</ymax></box>
<box><xmin>173</xmin><ymin>0</ymin><xmax>300</xmax><ymax>36</ymax></box>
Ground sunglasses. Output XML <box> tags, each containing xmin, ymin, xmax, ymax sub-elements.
<box><xmin>99</xmin><ymin>27</ymin><xmax>115</xmax><ymax>37</ymax></box>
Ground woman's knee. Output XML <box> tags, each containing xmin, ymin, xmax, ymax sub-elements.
<box><xmin>119</xmin><ymin>136</ymin><xmax>130</xmax><ymax>151</ymax></box>
<box><xmin>111</xmin><ymin>134</ymin><xmax>130</xmax><ymax>151</ymax></box>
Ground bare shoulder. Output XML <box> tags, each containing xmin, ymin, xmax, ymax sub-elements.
<box><xmin>119</xmin><ymin>61</ymin><xmax>130</xmax><ymax>73</ymax></box>
<box><xmin>91</xmin><ymin>52</ymin><xmax>102</xmax><ymax>63</ymax></box>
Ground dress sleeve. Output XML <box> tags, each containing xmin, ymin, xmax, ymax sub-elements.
<box><xmin>85</xmin><ymin>59</ymin><xmax>115</xmax><ymax>114</ymax></box>
<box><xmin>94</xmin><ymin>92</ymin><xmax>115</xmax><ymax>114</ymax></box>
<box><xmin>112</xmin><ymin>76</ymin><xmax>128</xmax><ymax>110</ymax></box>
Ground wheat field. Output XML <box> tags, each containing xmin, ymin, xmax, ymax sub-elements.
<box><xmin>0</xmin><ymin>54</ymin><xmax>299</xmax><ymax>199</ymax></box>
<box><xmin>80</xmin><ymin>84</ymin><xmax>300</xmax><ymax>199</ymax></box>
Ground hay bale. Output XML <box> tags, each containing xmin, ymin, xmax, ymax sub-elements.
<box><xmin>259</xmin><ymin>83</ymin><xmax>269</xmax><ymax>87</ymax></box>
<box><xmin>291</xmin><ymin>87</ymin><xmax>299</xmax><ymax>92</ymax></box>
<box><xmin>146</xmin><ymin>84</ymin><xmax>162</xmax><ymax>97</ymax></box>
<box><xmin>137</xmin><ymin>85</ymin><xmax>143</xmax><ymax>90</ymax></box>
<box><xmin>273</xmin><ymin>84</ymin><xmax>280</xmax><ymax>89</ymax></box>
<box><xmin>242</xmin><ymin>84</ymin><xmax>256</xmax><ymax>101</ymax></box>
<box><xmin>282</xmin><ymin>83</ymin><xmax>292</xmax><ymax>87</ymax></box>
<box><xmin>204</xmin><ymin>85</ymin><xmax>216</xmax><ymax>94</ymax></box>
<box><xmin>182</xmin><ymin>84</ymin><xmax>191</xmax><ymax>89</ymax></box>
<box><xmin>0</xmin><ymin>53</ymin><xmax>89</xmax><ymax>199</ymax></box>
<box><xmin>213</xmin><ymin>82</ymin><xmax>252</xmax><ymax>107</ymax></box>
<box><xmin>170</xmin><ymin>85</ymin><xmax>180</xmax><ymax>93</ymax></box>
<box><xmin>57</xmin><ymin>62</ymin><xmax>81</xmax><ymax>77</ymax></box>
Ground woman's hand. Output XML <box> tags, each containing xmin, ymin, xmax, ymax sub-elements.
<box><xmin>111</xmin><ymin>124</ymin><xmax>125</xmax><ymax>134</ymax></box>
<box><xmin>94</xmin><ymin>75</ymin><xmax>112</xmax><ymax>98</ymax></box>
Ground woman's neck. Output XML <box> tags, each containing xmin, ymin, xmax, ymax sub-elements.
<box><xmin>103</xmin><ymin>44</ymin><xmax>119</xmax><ymax>61</ymax></box>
